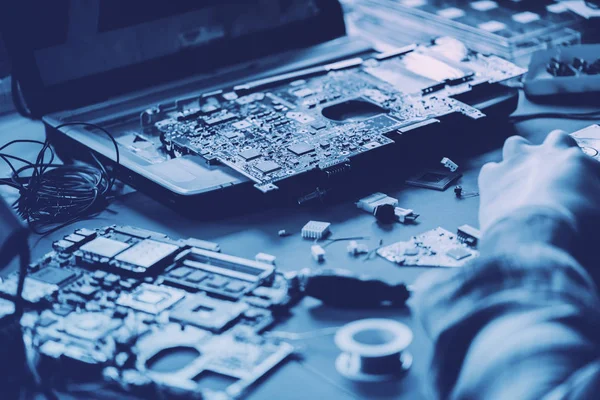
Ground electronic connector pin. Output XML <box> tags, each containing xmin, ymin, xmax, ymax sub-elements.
<box><xmin>441</xmin><ymin>157</ymin><xmax>459</xmax><ymax>172</ymax></box>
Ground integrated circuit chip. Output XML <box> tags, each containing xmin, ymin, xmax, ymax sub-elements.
<box><xmin>116</xmin><ymin>283</ymin><xmax>185</xmax><ymax>314</ymax></box>
<box><xmin>30</xmin><ymin>267</ymin><xmax>77</xmax><ymax>286</ymax></box>
<box><xmin>310</xmin><ymin>121</ymin><xmax>327</xmax><ymax>130</ymax></box>
<box><xmin>288</xmin><ymin>142</ymin><xmax>315</xmax><ymax>156</ymax></box>
<box><xmin>114</xmin><ymin>239</ymin><xmax>180</xmax><ymax>270</ymax></box>
<box><xmin>170</xmin><ymin>293</ymin><xmax>249</xmax><ymax>332</ymax></box>
<box><xmin>79</xmin><ymin>237</ymin><xmax>131</xmax><ymax>258</ymax></box>
<box><xmin>446</xmin><ymin>247</ymin><xmax>472</xmax><ymax>261</ymax></box>
<box><xmin>222</xmin><ymin>131</ymin><xmax>240</xmax><ymax>139</ymax></box>
<box><xmin>255</xmin><ymin>160</ymin><xmax>281</xmax><ymax>174</ymax></box>
<box><xmin>292</xmin><ymin>87</ymin><xmax>314</xmax><ymax>97</ymax></box>
<box><xmin>240</xmin><ymin>148</ymin><xmax>262</xmax><ymax>161</ymax></box>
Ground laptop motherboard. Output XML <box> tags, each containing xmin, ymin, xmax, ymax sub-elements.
<box><xmin>146</xmin><ymin>40</ymin><xmax>525</xmax><ymax>192</ymax></box>
<box><xmin>0</xmin><ymin>225</ymin><xmax>299</xmax><ymax>399</ymax></box>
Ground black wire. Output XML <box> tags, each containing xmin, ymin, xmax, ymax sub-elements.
<box><xmin>0</xmin><ymin>122</ymin><xmax>120</xmax><ymax>234</ymax></box>
<box><xmin>10</xmin><ymin>76</ymin><xmax>33</xmax><ymax>119</ymax></box>
<box><xmin>15</xmin><ymin>232</ymin><xmax>29</xmax><ymax>318</ymax></box>
<box><xmin>55</xmin><ymin>122</ymin><xmax>120</xmax><ymax>190</ymax></box>
<box><xmin>509</xmin><ymin>110</ymin><xmax>600</xmax><ymax>122</ymax></box>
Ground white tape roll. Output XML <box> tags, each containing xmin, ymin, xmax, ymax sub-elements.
<box><xmin>334</xmin><ymin>318</ymin><xmax>413</xmax><ymax>382</ymax></box>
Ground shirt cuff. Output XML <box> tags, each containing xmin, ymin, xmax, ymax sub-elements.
<box><xmin>480</xmin><ymin>206</ymin><xmax>578</xmax><ymax>256</ymax></box>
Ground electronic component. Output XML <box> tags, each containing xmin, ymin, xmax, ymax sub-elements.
<box><xmin>133</xmin><ymin>323</ymin><xmax>293</xmax><ymax>400</ymax></box>
<box><xmin>524</xmin><ymin>45</ymin><xmax>600</xmax><ymax>99</ymax></box>
<box><xmin>394</xmin><ymin>207</ymin><xmax>419</xmax><ymax>224</ymax></box>
<box><xmin>240</xmin><ymin>148</ymin><xmax>262</xmax><ymax>161</ymax></box>
<box><xmin>311</xmin><ymin>245</ymin><xmax>326</xmax><ymax>262</ymax></box>
<box><xmin>347</xmin><ymin>241</ymin><xmax>369</xmax><ymax>256</ymax></box>
<box><xmin>63</xmin><ymin>233</ymin><xmax>87</xmax><ymax>244</ymax></box>
<box><xmin>155</xmin><ymin>40</ymin><xmax>524</xmax><ymax>193</ymax></box>
<box><xmin>278</xmin><ymin>229</ymin><xmax>290</xmax><ymax>237</ymax></box>
<box><xmin>112</xmin><ymin>239</ymin><xmax>180</xmax><ymax>275</ymax></box>
<box><xmin>454</xmin><ymin>185</ymin><xmax>463</xmax><ymax>197</ymax></box>
<box><xmin>457</xmin><ymin>225</ymin><xmax>481</xmax><ymax>247</ymax></box>
<box><xmin>454</xmin><ymin>185</ymin><xmax>479</xmax><ymax>199</ymax></box>
<box><xmin>255</xmin><ymin>160</ymin><xmax>281</xmax><ymax>174</ymax></box>
<box><xmin>373</xmin><ymin>203</ymin><xmax>396</xmax><ymax>224</ymax></box>
<box><xmin>78</xmin><ymin>237</ymin><xmax>131</xmax><ymax>261</ymax></box>
<box><xmin>183</xmin><ymin>238</ymin><xmax>221</xmax><ymax>252</ymax></box>
<box><xmin>0</xmin><ymin>276</ymin><xmax>58</xmax><ymax>304</ymax></box>
<box><xmin>357</xmin><ymin>193</ymin><xmax>418</xmax><ymax>223</ymax></box>
<box><xmin>15</xmin><ymin>225</ymin><xmax>301</xmax><ymax>400</ymax></box>
<box><xmin>163</xmin><ymin>247</ymin><xmax>274</xmax><ymax>299</ymax></box>
<box><xmin>405</xmin><ymin>169</ymin><xmax>462</xmax><ymax>191</ymax></box>
<box><xmin>29</xmin><ymin>267</ymin><xmax>77</xmax><ymax>286</ymax></box>
<box><xmin>377</xmin><ymin>227</ymin><xmax>479</xmax><ymax>267</ymax></box>
<box><xmin>33</xmin><ymin>310</ymin><xmax>130</xmax><ymax>369</ymax></box>
<box><xmin>356</xmin><ymin>192</ymin><xmax>398</xmax><ymax>213</ymax></box>
<box><xmin>74</xmin><ymin>228</ymin><xmax>97</xmax><ymax>239</ymax></box>
<box><xmin>116</xmin><ymin>283</ymin><xmax>185</xmax><ymax>315</ymax></box>
<box><xmin>301</xmin><ymin>221</ymin><xmax>331</xmax><ymax>239</ymax></box>
<box><xmin>440</xmin><ymin>157</ymin><xmax>458</xmax><ymax>172</ymax></box>
<box><xmin>255</xmin><ymin>252</ymin><xmax>276</xmax><ymax>265</ymax></box>
<box><xmin>62</xmin><ymin>311</ymin><xmax>123</xmax><ymax>341</ymax></box>
<box><xmin>52</xmin><ymin>239</ymin><xmax>77</xmax><ymax>253</ymax></box>
<box><xmin>288</xmin><ymin>142</ymin><xmax>315</xmax><ymax>156</ymax></box>
<box><xmin>170</xmin><ymin>293</ymin><xmax>249</xmax><ymax>332</ymax></box>
<box><xmin>446</xmin><ymin>247</ymin><xmax>472</xmax><ymax>261</ymax></box>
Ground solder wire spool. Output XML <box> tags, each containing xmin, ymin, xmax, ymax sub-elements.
<box><xmin>334</xmin><ymin>318</ymin><xmax>413</xmax><ymax>381</ymax></box>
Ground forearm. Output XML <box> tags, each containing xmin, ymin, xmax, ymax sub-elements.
<box><xmin>413</xmin><ymin>208</ymin><xmax>600</xmax><ymax>400</ymax></box>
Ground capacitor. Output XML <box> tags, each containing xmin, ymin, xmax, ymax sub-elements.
<box><xmin>140</xmin><ymin>106</ymin><xmax>161</xmax><ymax>128</ymax></box>
<box><xmin>454</xmin><ymin>185</ymin><xmax>463</xmax><ymax>198</ymax></box>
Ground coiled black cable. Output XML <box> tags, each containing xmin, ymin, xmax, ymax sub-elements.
<box><xmin>0</xmin><ymin>122</ymin><xmax>119</xmax><ymax>234</ymax></box>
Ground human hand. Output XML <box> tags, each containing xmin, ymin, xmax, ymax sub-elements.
<box><xmin>478</xmin><ymin>130</ymin><xmax>600</xmax><ymax>235</ymax></box>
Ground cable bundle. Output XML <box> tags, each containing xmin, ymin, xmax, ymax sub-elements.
<box><xmin>0</xmin><ymin>122</ymin><xmax>119</xmax><ymax>234</ymax></box>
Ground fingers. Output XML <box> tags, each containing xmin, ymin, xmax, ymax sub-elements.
<box><xmin>502</xmin><ymin>136</ymin><xmax>531</xmax><ymax>160</ymax></box>
<box><xmin>544</xmin><ymin>129</ymin><xmax>578</xmax><ymax>149</ymax></box>
<box><xmin>478</xmin><ymin>161</ymin><xmax>497</xmax><ymax>187</ymax></box>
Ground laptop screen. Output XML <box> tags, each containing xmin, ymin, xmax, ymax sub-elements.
<box><xmin>32</xmin><ymin>1</ymin><xmax>321</xmax><ymax>86</ymax></box>
<box><xmin>2</xmin><ymin>0</ymin><xmax>345</xmax><ymax>115</ymax></box>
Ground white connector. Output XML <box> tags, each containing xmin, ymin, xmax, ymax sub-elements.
<box><xmin>311</xmin><ymin>245</ymin><xmax>326</xmax><ymax>262</ymax></box>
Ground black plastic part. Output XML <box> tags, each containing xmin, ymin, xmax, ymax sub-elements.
<box><xmin>303</xmin><ymin>269</ymin><xmax>410</xmax><ymax>308</ymax></box>
<box><xmin>373</xmin><ymin>204</ymin><xmax>396</xmax><ymax>224</ymax></box>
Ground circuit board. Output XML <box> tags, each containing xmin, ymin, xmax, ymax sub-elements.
<box><xmin>151</xmin><ymin>41</ymin><xmax>524</xmax><ymax>192</ymax></box>
<box><xmin>0</xmin><ymin>226</ymin><xmax>300</xmax><ymax>399</ymax></box>
<box><xmin>377</xmin><ymin>227</ymin><xmax>479</xmax><ymax>268</ymax></box>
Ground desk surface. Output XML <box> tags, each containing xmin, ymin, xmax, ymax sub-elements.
<box><xmin>0</xmin><ymin>93</ymin><xmax>596</xmax><ymax>400</ymax></box>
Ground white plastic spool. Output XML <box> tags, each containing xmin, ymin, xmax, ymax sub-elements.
<box><xmin>334</xmin><ymin>318</ymin><xmax>413</xmax><ymax>382</ymax></box>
